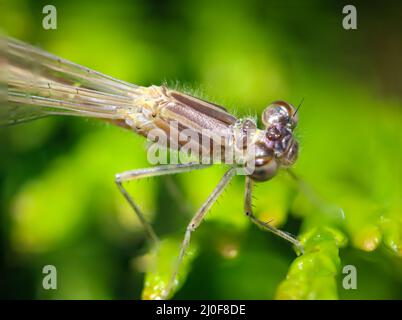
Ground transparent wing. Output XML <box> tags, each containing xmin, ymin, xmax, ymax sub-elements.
<box><xmin>0</xmin><ymin>36</ymin><xmax>145</xmax><ymax>125</ymax></box>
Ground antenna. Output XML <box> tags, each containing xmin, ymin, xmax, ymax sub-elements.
<box><xmin>293</xmin><ymin>97</ymin><xmax>304</xmax><ymax>118</ymax></box>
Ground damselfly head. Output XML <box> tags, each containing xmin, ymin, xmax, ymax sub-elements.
<box><xmin>250</xmin><ymin>101</ymin><xmax>299</xmax><ymax>181</ymax></box>
<box><xmin>262</xmin><ymin>100</ymin><xmax>298</xmax><ymax>129</ymax></box>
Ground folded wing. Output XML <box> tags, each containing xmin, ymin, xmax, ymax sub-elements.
<box><xmin>0</xmin><ymin>36</ymin><xmax>143</xmax><ymax>125</ymax></box>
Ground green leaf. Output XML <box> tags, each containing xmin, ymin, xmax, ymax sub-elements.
<box><xmin>141</xmin><ymin>236</ymin><xmax>199</xmax><ymax>300</ymax></box>
<box><xmin>276</xmin><ymin>227</ymin><xmax>347</xmax><ymax>300</ymax></box>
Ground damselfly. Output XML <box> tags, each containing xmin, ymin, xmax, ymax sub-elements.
<box><xmin>1</xmin><ymin>37</ymin><xmax>302</xmax><ymax>299</ymax></box>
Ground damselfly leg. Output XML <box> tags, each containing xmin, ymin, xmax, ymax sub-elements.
<box><xmin>115</xmin><ymin>163</ymin><xmax>210</xmax><ymax>246</ymax></box>
<box><xmin>162</xmin><ymin>167</ymin><xmax>237</xmax><ymax>299</ymax></box>
<box><xmin>244</xmin><ymin>176</ymin><xmax>304</xmax><ymax>253</ymax></box>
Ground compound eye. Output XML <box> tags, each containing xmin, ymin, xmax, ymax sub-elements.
<box><xmin>262</xmin><ymin>101</ymin><xmax>296</xmax><ymax>128</ymax></box>
<box><xmin>251</xmin><ymin>158</ymin><xmax>278</xmax><ymax>182</ymax></box>
<box><xmin>282</xmin><ymin>140</ymin><xmax>299</xmax><ymax>167</ymax></box>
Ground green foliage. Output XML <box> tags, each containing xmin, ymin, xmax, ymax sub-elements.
<box><xmin>276</xmin><ymin>227</ymin><xmax>347</xmax><ymax>299</ymax></box>
<box><xmin>1</xmin><ymin>0</ymin><xmax>401</xmax><ymax>299</ymax></box>
<box><xmin>141</xmin><ymin>236</ymin><xmax>199</xmax><ymax>300</ymax></box>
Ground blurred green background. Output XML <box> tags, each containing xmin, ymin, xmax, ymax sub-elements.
<box><xmin>0</xmin><ymin>0</ymin><xmax>401</xmax><ymax>299</ymax></box>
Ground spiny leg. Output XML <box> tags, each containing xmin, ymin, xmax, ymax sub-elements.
<box><xmin>115</xmin><ymin>163</ymin><xmax>210</xmax><ymax>246</ymax></box>
<box><xmin>244</xmin><ymin>176</ymin><xmax>304</xmax><ymax>253</ymax></box>
<box><xmin>162</xmin><ymin>167</ymin><xmax>236</xmax><ymax>299</ymax></box>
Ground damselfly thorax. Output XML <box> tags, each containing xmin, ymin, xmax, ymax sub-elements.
<box><xmin>1</xmin><ymin>36</ymin><xmax>302</xmax><ymax>299</ymax></box>
<box><xmin>107</xmin><ymin>85</ymin><xmax>299</xmax><ymax>179</ymax></box>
